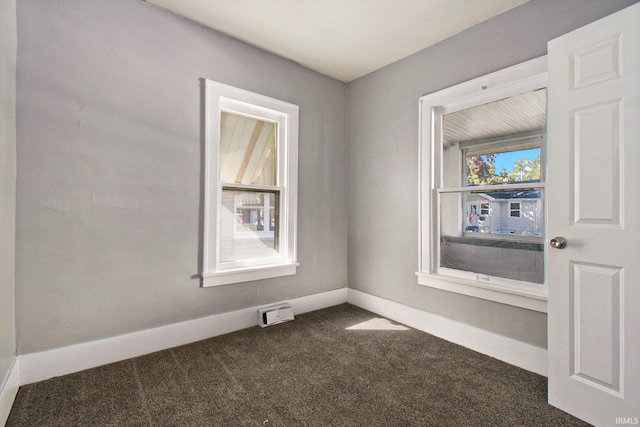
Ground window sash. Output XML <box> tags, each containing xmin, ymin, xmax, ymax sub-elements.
<box><xmin>219</xmin><ymin>187</ymin><xmax>280</xmax><ymax>266</ymax></box>
<box><xmin>436</xmin><ymin>188</ymin><xmax>545</xmax><ymax>286</ymax></box>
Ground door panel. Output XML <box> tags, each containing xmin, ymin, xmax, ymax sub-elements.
<box><xmin>547</xmin><ymin>3</ymin><xmax>640</xmax><ymax>426</ymax></box>
<box><xmin>572</xmin><ymin>262</ymin><xmax>621</xmax><ymax>394</ymax></box>
<box><xmin>573</xmin><ymin>101</ymin><xmax>621</xmax><ymax>226</ymax></box>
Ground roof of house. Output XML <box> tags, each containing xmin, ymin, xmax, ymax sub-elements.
<box><xmin>471</xmin><ymin>190</ymin><xmax>541</xmax><ymax>201</ymax></box>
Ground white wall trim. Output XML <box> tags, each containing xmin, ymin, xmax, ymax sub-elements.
<box><xmin>18</xmin><ymin>288</ymin><xmax>347</xmax><ymax>386</ymax></box>
<box><xmin>417</xmin><ymin>56</ymin><xmax>550</xmax><ymax>312</ymax></box>
<box><xmin>347</xmin><ymin>288</ymin><xmax>548</xmax><ymax>376</ymax></box>
<box><xmin>202</xmin><ymin>80</ymin><xmax>300</xmax><ymax>287</ymax></box>
<box><xmin>417</xmin><ymin>272</ymin><xmax>547</xmax><ymax>313</ymax></box>
<box><xmin>0</xmin><ymin>357</ymin><xmax>20</xmax><ymax>426</ymax></box>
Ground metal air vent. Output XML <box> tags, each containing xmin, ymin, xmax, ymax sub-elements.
<box><xmin>258</xmin><ymin>303</ymin><xmax>294</xmax><ymax>327</ymax></box>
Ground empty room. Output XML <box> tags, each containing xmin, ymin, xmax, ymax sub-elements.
<box><xmin>1</xmin><ymin>0</ymin><xmax>639</xmax><ymax>425</ymax></box>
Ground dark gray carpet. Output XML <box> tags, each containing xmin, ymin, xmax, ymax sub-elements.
<box><xmin>7</xmin><ymin>304</ymin><xmax>590</xmax><ymax>426</ymax></box>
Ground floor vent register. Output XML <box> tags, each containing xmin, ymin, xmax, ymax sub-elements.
<box><xmin>258</xmin><ymin>303</ymin><xmax>294</xmax><ymax>327</ymax></box>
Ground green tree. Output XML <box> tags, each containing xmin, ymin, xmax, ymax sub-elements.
<box><xmin>508</xmin><ymin>153</ymin><xmax>541</xmax><ymax>182</ymax></box>
<box><xmin>466</xmin><ymin>152</ymin><xmax>541</xmax><ymax>185</ymax></box>
<box><xmin>466</xmin><ymin>154</ymin><xmax>498</xmax><ymax>185</ymax></box>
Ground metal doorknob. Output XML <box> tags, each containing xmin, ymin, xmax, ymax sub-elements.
<box><xmin>550</xmin><ymin>237</ymin><xmax>567</xmax><ymax>249</ymax></box>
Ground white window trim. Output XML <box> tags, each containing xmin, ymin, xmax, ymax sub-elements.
<box><xmin>202</xmin><ymin>80</ymin><xmax>299</xmax><ymax>287</ymax></box>
<box><xmin>417</xmin><ymin>57</ymin><xmax>548</xmax><ymax>313</ymax></box>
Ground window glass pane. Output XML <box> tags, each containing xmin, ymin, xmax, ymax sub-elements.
<box><xmin>220</xmin><ymin>189</ymin><xmax>278</xmax><ymax>263</ymax></box>
<box><xmin>462</xmin><ymin>190</ymin><xmax>541</xmax><ymax>237</ymax></box>
<box><xmin>439</xmin><ymin>191</ymin><xmax>544</xmax><ymax>283</ymax></box>
<box><xmin>510</xmin><ymin>202</ymin><xmax>521</xmax><ymax>217</ymax></box>
<box><xmin>465</xmin><ymin>148</ymin><xmax>541</xmax><ymax>186</ymax></box>
<box><xmin>220</xmin><ymin>111</ymin><xmax>277</xmax><ymax>185</ymax></box>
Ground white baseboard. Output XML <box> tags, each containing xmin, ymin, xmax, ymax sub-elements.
<box><xmin>19</xmin><ymin>288</ymin><xmax>348</xmax><ymax>386</ymax></box>
<box><xmin>347</xmin><ymin>288</ymin><xmax>548</xmax><ymax>376</ymax></box>
<box><xmin>0</xmin><ymin>358</ymin><xmax>20</xmax><ymax>426</ymax></box>
<box><xmin>16</xmin><ymin>287</ymin><xmax>545</xmax><ymax>388</ymax></box>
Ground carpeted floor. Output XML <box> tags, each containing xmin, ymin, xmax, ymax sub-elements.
<box><xmin>7</xmin><ymin>304</ymin><xmax>590</xmax><ymax>426</ymax></box>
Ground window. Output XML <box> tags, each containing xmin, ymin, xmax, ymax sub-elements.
<box><xmin>418</xmin><ymin>57</ymin><xmax>548</xmax><ymax>312</ymax></box>
<box><xmin>510</xmin><ymin>202</ymin><xmax>521</xmax><ymax>218</ymax></box>
<box><xmin>202</xmin><ymin>81</ymin><xmax>299</xmax><ymax>287</ymax></box>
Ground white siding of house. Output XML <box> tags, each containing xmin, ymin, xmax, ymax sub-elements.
<box><xmin>504</xmin><ymin>199</ymin><xmax>541</xmax><ymax>236</ymax></box>
<box><xmin>466</xmin><ymin>197</ymin><xmax>541</xmax><ymax>236</ymax></box>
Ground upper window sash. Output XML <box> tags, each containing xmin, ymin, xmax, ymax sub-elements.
<box><xmin>202</xmin><ymin>80</ymin><xmax>299</xmax><ymax>287</ymax></box>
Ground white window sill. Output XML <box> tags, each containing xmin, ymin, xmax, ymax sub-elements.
<box><xmin>416</xmin><ymin>271</ymin><xmax>547</xmax><ymax>313</ymax></box>
<box><xmin>202</xmin><ymin>263</ymin><xmax>299</xmax><ymax>287</ymax></box>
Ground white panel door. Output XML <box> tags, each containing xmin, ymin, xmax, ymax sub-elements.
<box><xmin>547</xmin><ymin>3</ymin><xmax>640</xmax><ymax>426</ymax></box>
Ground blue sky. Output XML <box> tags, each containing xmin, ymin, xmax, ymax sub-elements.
<box><xmin>493</xmin><ymin>148</ymin><xmax>539</xmax><ymax>173</ymax></box>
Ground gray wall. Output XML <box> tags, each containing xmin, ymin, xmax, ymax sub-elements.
<box><xmin>0</xmin><ymin>0</ymin><xmax>17</xmax><ymax>381</ymax></box>
<box><xmin>14</xmin><ymin>0</ymin><xmax>637</xmax><ymax>358</ymax></box>
<box><xmin>16</xmin><ymin>0</ymin><xmax>347</xmax><ymax>354</ymax></box>
<box><xmin>347</xmin><ymin>0</ymin><xmax>639</xmax><ymax>349</ymax></box>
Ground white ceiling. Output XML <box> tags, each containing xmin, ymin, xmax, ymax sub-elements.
<box><xmin>145</xmin><ymin>0</ymin><xmax>529</xmax><ymax>82</ymax></box>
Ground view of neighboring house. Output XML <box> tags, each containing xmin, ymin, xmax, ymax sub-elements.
<box><xmin>466</xmin><ymin>190</ymin><xmax>542</xmax><ymax>237</ymax></box>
